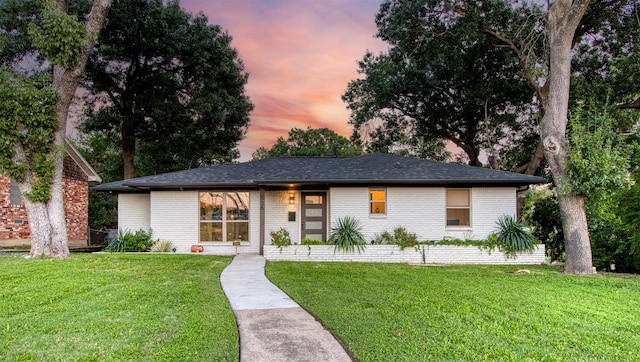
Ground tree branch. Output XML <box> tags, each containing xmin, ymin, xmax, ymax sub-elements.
<box><xmin>478</xmin><ymin>27</ymin><xmax>547</xmax><ymax>109</ymax></box>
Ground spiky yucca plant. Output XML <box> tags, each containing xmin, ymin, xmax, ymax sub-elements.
<box><xmin>328</xmin><ymin>216</ymin><xmax>367</xmax><ymax>254</ymax></box>
<box><xmin>494</xmin><ymin>215</ymin><xmax>537</xmax><ymax>258</ymax></box>
<box><xmin>151</xmin><ymin>239</ymin><xmax>174</xmax><ymax>252</ymax></box>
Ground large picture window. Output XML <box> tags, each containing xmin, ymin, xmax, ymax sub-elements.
<box><xmin>199</xmin><ymin>191</ymin><xmax>249</xmax><ymax>242</ymax></box>
<box><xmin>446</xmin><ymin>189</ymin><xmax>470</xmax><ymax>226</ymax></box>
<box><xmin>370</xmin><ymin>189</ymin><xmax>386</xmax><ymax>215</ymax></box>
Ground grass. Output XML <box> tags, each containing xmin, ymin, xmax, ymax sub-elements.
<box><xmin>0</xmin><ymin>253</ymin><xmax>238</xmax><ymax>361</ymax></box>
<box><xmin>266</xmin><ymin>262</ymin><xmax>640</xmax><ymax>361</ymax></box>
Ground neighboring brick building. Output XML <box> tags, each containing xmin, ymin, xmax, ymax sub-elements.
<box><xmin>0</xmin><ymin>141</ymin><xmax>101</xmax><ymax>247</ymax></box>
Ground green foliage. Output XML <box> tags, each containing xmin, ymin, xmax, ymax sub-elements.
<box><xmin>343</xmin><ymin>0</ymin><xmax>537</xmax><ymax>167</ymax></box>
<box><xmin>270</xmin><ymin>228</ymin><xmax>292</xmax><ymax>249</ymax></box>
<box><xmin>0</xmin><ymin>254</ymin><xmax>238</xmax><ymax>360</ymax></box>
<box><xmin>82</xmin><ymin>0</ymin><xmax>253</xmax><ymax>177</ymax></box>
<box><xmin>77</xmin><ymin>135</ymin><xmax>121</xmax><ymax>229</ymax></box>
<box><xmin>301</xmin><ymin>237</ymin><xmax>325</xmax><ymax>246</ymax></box>
<box><xmin>150</xmin><ymin>239</ymin><xmax>174</xmax><ymax>253</ymax></box>
<box><xmin>494</xmin><ymin>215</ymin><xmax>537</xmax><ymax>258</ymax></box>
<box><xmin>426</xmin><ymin>238</ymin><xmax>486</xmax><ymax>247</ymax></box>
<box><xmin>106</xmin><ymin>229</ymin><xmax>154</xmax><ymax>252</ymax></box>
<box><xmin>376</xmin><ymin>226</ymin><xmax>418</xmax><ymax>250</ymax></box>
<box><xmin>567</xmin><ymin>104</ymin><xmax>633</xmax><ymax>196</ymax></box>
<box><xmin>27</xmin><ymin>0</ymin><xmax>88</xmax><ymax>68</ymax></box>
<box><xmin>267</xmin><ymin>262</ymin><xmax>640</xmax><ymax>361</ymax></box>
<box><xmin>252</xmin><ymin>127</ymin><xmax>362</xmax><ymax>160</ymax></box>
<box><xmin>523</xmin><ymin>189</ymin><xmax>565</xmax><ymax>262</ymax></box>
<box><xmin>327</xmin><ymin>216</ymin><xmax>367</xmax><ymax>254</ymax></box>
<box><xmin>0</xmin><ymin>68</ymin><xmax>57</xmax><ymax>202</ymax></box>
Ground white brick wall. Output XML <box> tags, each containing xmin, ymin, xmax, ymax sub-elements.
<box><xmin>264</xmin><ymin>244</ymin><xmax>546</xmax><ymax>264</ymax></box>
<box><xmin>330</xmin><ymin>187</ymin><xmax>516</xmax><ymax>243</ymax></box>
<box><xmin>118</xmin><ymin>194</ymin><xmax>150</xmax><ymax>231</ymax></box>
<box><xmin>149</xmin><ymin>191</ymin><xmax>198</xmax><ymax>253</ymax></box>
<box><xmin>264</xmin><ymin>190</ymin><xmax>300</xmax><ymax>244</ymax></box>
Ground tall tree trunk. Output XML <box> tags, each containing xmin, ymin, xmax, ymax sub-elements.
<box><xmin>542</xmin><ymin>0</ymin><xmax>593</xmax><ymax>275</ymax></box>
<box><xmin>122</xmin><ymin>122</ymin><xmax>136</xmax><ymax>179</ymax></box>
<box><xmin>28</xmin><ymin>0</ymin><xmax>113</xmax><ymax>258</ymax></box>
<box><xmin>13</xmin><ymin>144</ymin><xmax>52</xmax><ymax>257</ymax></box>
<box><xmin>20</xmin><ymin>181</ymin><xmax>52</xmax><ymax>258</ymax></box>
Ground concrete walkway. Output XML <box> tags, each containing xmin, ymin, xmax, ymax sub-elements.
<box><xmin>220</xmin><ymin>253</ymin><xmax>352</xmax><ymax>362</ymax></box>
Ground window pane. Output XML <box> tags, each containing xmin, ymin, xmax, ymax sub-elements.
<box><xmin>200</xmin><ymin>192</ymin><xmax>223</xmax><ymax>220</ymax></box>
<box><xmin>305</xmin><ymin>195</ymin><xmax>323</xmax><ymax>204</ymax></box>
<box><xmin>9</xmin><ymin>178</ymin><xmax>21</xmax><ymax>205</ymax></box>
<box><xmin>447</xmin><ymin>209</ymin><xmax>470</xmax><ymax>226</ymax></box>
<box><xmin>305</xmin><ymin>208</ymin><xmax>322</xmax><ymax>217</ymax></box>
<box><xmin>370</xmin><ymin>190</ymin><xmax>386</xmax><ymax>214</ymax></box>
<box><xmin>305</xmin><ymin>221</ymin><xmax>323</xmax><ymax>230</ymax></box>
<box><xmin>447</xmin><ymin>189</ymin><xmax>469</xmax><ymax>207</ymax></box>
<box><xmin>226</xmin><ymin>192</ymin><xmax>249</xmax><ymax>220</ymax></box>
<box><xmin>200</xmin><ymin>222</ymin><xmax>223</xmax><ymax>242</ymax></box>
<box><xmin>227</xmin><ymin>222</ymin><xmax>248</xmax><ymax>241</ymax></box>
<box><xmin>371</xmin><ymin>202</ymin><xmax>386</xmax><ymax>214</ymax></box>
<box><xmin>370</xmin><ymin>190</ymin><xmax>385</xmax><ymax>201</ymax></box>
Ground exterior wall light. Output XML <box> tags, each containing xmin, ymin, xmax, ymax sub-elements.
<box><xmin>289</xmin><ymin>192</ymin><xmax>295</xmax><ymax>204</ymax></box>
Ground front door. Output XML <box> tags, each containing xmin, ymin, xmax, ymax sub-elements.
<box><xmin>301</xmin><ymin>192</ymin><xmax>327</xmax><ymax>242</ymax></box>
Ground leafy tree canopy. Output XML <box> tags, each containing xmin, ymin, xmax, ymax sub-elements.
<box><xmin>82</xmin><ymin>0</ymin><xmax>253</xmax><ymax>178</ymax></box>
<box><xmin>343</xmin><ymin>0</ymin><xmax>537</xmax><ymax>168</ymax></box>
<box><xmin>252</xmin><ymin>127</ymin><xmax>362</xmax><ymax>160</ymax></box>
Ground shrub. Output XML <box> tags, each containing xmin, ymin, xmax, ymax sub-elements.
<box><xmin>270</xmin><ymin>228</ymin><xmax>292</xmax><ymax>248</ymax></box>
<box><xmin>301</xmin><ymin>238</ymin><xmax>325</xmax><ymax>245</ymax></box>
<box><xmin>377</xmin><ymin>226</ymin><xmax>419</xmax><ymax>250</ymax></box>
<box><xmin>151</xmin><ymin>239</ymin><xmax>174</xmax><ymax>252</ymax></box>
<box><xmin>105</xmin><ymin>229</ymin><xmax>154</xmax><ymax>252</ymax></box>
<box><xmin>494</xmin><ymin>215</ymin><xmax>537</xmax><ymax>258</ymax></box>
<box><xmin>525</xmin><ymin>191</ymin><xmax>565</xmax><ymax>262</ymax></box>
<box><xmin>327</xmin><ymin>216</ymin><xmax>367</xmax><ymax>253</ymax></box>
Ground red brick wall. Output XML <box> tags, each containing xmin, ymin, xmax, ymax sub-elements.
<box><xmin>0</xmin><ymin>156</ymin><xmax>90</xmax><ymax>245</ymax></box>
<box><xmin>0</xmin><ymin>176</ymin><xmax>30</xmax><ymax>241</ymax></box>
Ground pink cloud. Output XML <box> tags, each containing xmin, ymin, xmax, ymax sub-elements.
<box><xmin>181</xmin><ymin>0</ymin><xmax>388</xmax><ymax>161</ymax></box>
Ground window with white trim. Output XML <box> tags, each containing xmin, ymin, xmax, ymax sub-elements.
<box><xmin>199</xmin><ymin>191</ymin><xmax>249</xmax><ymax>242</ymax></box>
<box><xmin>446</xmin><ymin>189</ymin><xmax>470</xmax><ymax>226</ymax></box>
<box><xmin>370</xmin><ymin>189</ymin><xmax>386</xmax><ymax>215</ymax></box>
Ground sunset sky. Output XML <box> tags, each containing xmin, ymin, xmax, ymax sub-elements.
<box><xmin>180</xmin><ymin>0</ymin><xmax>388</xmax><ymax>161</ymax></box>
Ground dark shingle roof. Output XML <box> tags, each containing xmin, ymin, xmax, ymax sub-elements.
<box><xmin>93</xmin><ymin>153</ymin><xmax>547</xmax><ymax>192</ymax></box>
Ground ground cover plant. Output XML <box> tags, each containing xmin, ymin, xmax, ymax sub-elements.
<box><xmin>266</xmin><ymin>262</ymin><xmax>640</xmax><ymax>361</ymax></box>
<box><xmin>0</xmin><ymin>254</ymin><xmax>238</xmax><ymax>361</ymax></box>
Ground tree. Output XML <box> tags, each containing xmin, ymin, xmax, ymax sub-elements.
<box><xmin>252</xmin><ymin>127</ymin><xmax>362</xmax><ymax>160</ymax></box>
<box><xmin>0</xmin><ymin>0</ymin><xmax>112</xmax><ymax>258</ymax></box>
<box><xmin>343</xmin><ymin>0</ymin><xmax>537</xmax><ymax>168</ymax></box>
<box><xmin>350</xmin><ymin>0</ymin><xmax>638</xmax><ymax>274</ymax></box>
<box><xmin>82</xmin><ymin>0</ymin><xmax>253</xmax><ymax>179</ymax></box>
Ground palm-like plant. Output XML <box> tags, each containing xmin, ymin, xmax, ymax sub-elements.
<box><xmin>327</xmin><ymin>216</ymin><xmax>367</xmax><ymax>254</ymax></box>
<box><xmin>494</xmin><ymin>215</ymin><xmax>537</xmax><ymax>258</ymax></box>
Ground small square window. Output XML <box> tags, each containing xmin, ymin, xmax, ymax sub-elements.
<box><xmin>370</xmin><ymin>189</ymin><xmax>386</xmax><ymax>215</ymax></box>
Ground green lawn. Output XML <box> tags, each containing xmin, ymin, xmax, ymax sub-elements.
<box><xmin>0</xmin><ymin>254</ymin><xmax>238</xmax><ymax>361</ymax></box>
<box><xmin>266</xmin><ymin>262</ymin><xmax>640</xmax><ymax>361</ymax></box>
